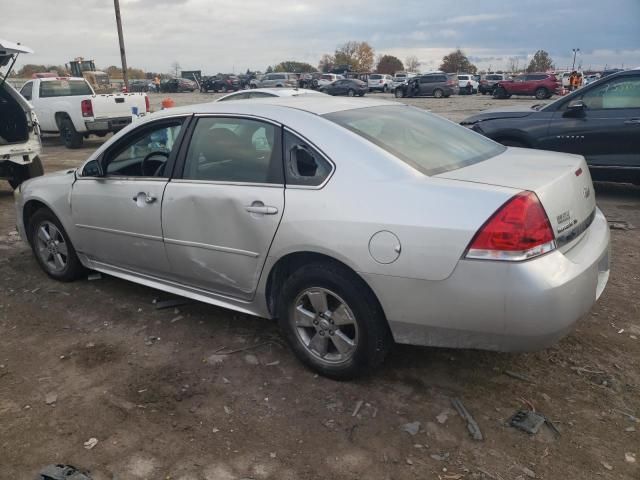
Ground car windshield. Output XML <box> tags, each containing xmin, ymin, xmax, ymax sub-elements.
<box><xmin>324</xmin><ymin>105</ymin><xmax>505</xmax><ymax>176</ymax></box>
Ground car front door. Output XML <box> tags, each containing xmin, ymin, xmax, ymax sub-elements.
<box><xmin>71</xmin><ymin>117</ymin><xmax>188</xmax><ymax>277</ymax></box>
<box><xmin>542</xmin><ymin>75</ymin><xmax>640</xmax><ymax>168</ymax></box>
<box><xmin>161</xmin><ymin>115</ymin><xmax>284</xmax><ymax>300</ymax></box>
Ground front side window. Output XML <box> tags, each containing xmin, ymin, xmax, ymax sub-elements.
<box><xmin>580</xmin><ymin>76</ymin><xmax>640</xmax><ymax>110</ymax></box>
<box><xmin>104</xmin><ymin>121</ymin><xmax>183</xmax><ymax>177</ymax></box>
<box><xmin>40</xmin><ymin>80</ymin><xmax>93</xmax><ymax>98</ymax></box>
<box><xmin>324</xmin><ymin>105</ymin><xmax>505</xmax><ymax>176</ymax></box>
<box><xmin>283</xmin><ymin>131</ymin><xmax>332</xmax><ymax>187</ymax></box>
<box><xmin>183</xmin><ymin>117</ymin><xmax>282</xmax><ymax>184</ymax></box>
<box><xmin>20</xmin><ymin>82</ymin><xmax>33</xmax><ymax>100</ymax></box>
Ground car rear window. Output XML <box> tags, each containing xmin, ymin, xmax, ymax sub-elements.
<box><xmin>486</xmin><ymin>75</ymin><xmax>502</xmax><ymax>80</ymax></box>
<box><xmin>39</xmin><ymin>80</ymin><xmax>92</xmax><ymax>97</ymax></box>
<box><xmin>370</xmin><ymin>74</ymin><xmax>382</xmax><ymax>79</ymax></box>
<box><xmin>324</xmin><ymin>105</ymin><xmax>505</xmax><ymax>176</ymax></box>
<box><xmin>458</xmin><ymin>75</ymin><xmax>469</xmax><ymax>80</ymax></box>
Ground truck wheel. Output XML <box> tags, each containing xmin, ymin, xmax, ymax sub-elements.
<box><xmin>59</xmin><ymin>118</ymin><xmax>83</xmax><ymax>149</ymax></box>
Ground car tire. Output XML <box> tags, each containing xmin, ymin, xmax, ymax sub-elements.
<box><xmin>383</xmin><ymin>85</ymin><xmax>388</xmax><ymax>93</ymax></box>
<box><xmin>394</xmin><ymin>88</ymin><xmax>404</xmax><ymax>98</ymax></box>
<box><xmin>433</xmin><ymin>88</ymin><xmax>444</xmax><ymax>98</ymax></box>
<box><xmin>481</xmin><ymin>90</ymin><xmax>487</xmax><ymax>95</ymax></box>
<box><xmin>221</xmin><ymin>85</ymin><xmax>228</xmax><ymax>93</ymax></box>
<box><xmin>359</xmin><ymin>92</ymin><xmax>365</xmax><ymax>97</ymax></box>
<box><xmin>277</xmin><ymin>262</ymin><xmax>392</xmax><ymax>379</ymax></box>
<box><xmin>493</xmin><ymin>87</ymin><xmax>507</xmax><ymax>99</ymax></box>
<box><xmin>59</xmin><ymin>118</ymin><xmax>83</xmax><ymax>149</ymax></box>
<box><xmin>347</xmin><ymin>89</ymin><xmax>355</xmax><ymax>97</ymax></box>
<box><xmin>535</xmin><ymin>87</ymin><xmax>548</xmax><ymax>100</ymax></box>
<box><xmin>28</xmin><ymin>208</ymin><xmax>86</xmax><ymax>282</ymax></box>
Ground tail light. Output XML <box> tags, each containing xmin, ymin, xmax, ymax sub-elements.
<box><xmin>144</xmin><ymin>95</ymin><xmax>150</xmax><ymax>113</ymax></box>
<box><xmin>465</xmin><ymin>191</ymin><xmax>556</xmax><ymax>261</ymax></box>
<box><xmin>81</xmin><ymin>99</ymin><xmax>93</xmax><ymax>117</ymax></box>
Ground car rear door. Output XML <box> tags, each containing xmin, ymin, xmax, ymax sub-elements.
<box><xmin>161</xmin><ymin>115</ymin><xmax>285</xmax><ymax>300</ymax></box>
<box><xmin>71</xmin><ymin>116</ymin><xmax>189</xmax><ymax>277</ymax></box>
<box><xmin>418</xmin><ymin>76</ymin><xmax>433</xmax><ymax>95</ymax></box>
<box><xmin>542</xmin><ymin>74</ymin><xmax>640</xmax><ymax>169</ymax></box>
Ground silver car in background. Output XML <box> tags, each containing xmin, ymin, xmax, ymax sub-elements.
<box><xmin>14</xmin><ymin>97</ymin><xmax>610</xmax><ymax>379</ymax></box>
<box><xmin>216</xmin><ymin>88</ymin><xmax>327</xmax><ymax>102</ymax></box>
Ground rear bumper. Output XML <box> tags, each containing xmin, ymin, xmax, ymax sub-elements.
<box><xmin>85</xmin><ymin>116</ymin><xmax>132</xmax><ymax>133</ymax></box>
<box><xmin>362</xmin><ymin>208</ymin><xmax>610</xmax><ymax>352</ymax></box>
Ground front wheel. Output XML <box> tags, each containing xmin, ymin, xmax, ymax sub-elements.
<box><xmin>28</xmin><ymin>209</ymin><xmax>86</xmax><ymax>281</ymax></box>
<box><xmin>493</xmin><ymin>87</ymin><xmax>507</xmax><ymax>99</ymax></box>
<box><xmin>394</xmin><ymin>88</ymin><xmax>404</xmax><ymax>98</ymax></box>
<box><xmin>382</xmin><ymin>85</ymin><xmax>388</xmax><ymax>93</ymax></box>
<box><xmin>535</xmin><ymin>87</ymin><xmax>548</xmax><ymax>100</ymax></box>
<box><xmin>277</xmin><ymin>263</ymin><xmax>392</xmax><ymax>379</ymax></box>
<box><xmin>347</xmin><ymin>89</ymin><xmax>355</xmax><ymax>97</ymax></box>
<box><xmin>221</xmin><ymin>85</ymin><xmax>228</xmax><ymax>93</ymax></box>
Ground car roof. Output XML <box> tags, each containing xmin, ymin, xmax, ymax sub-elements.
<box><xmin>216</xmin><ymin>88</ymin><xmax>326</xmax><ymax>101</ymax></box>
<box><xmin>155</xmin><ymin>96</ymin><xmax>394</xmax><ymax>119</ymax></box>
<box><xmin>36</xmin><ymin>76</ymin><xmax>85</xmax><ymax>82</ymax></box>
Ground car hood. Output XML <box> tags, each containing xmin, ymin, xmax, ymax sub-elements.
<box><xmin>461</xmin><ymin>105</ymin><xmax>538</xmax><ymax>123</ymax></box>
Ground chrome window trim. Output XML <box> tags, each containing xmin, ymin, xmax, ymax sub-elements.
<box><xmin>77</xmin><ymin>176</ymin><xmax>168</xmax><ymax>182</ymax></box>
<box><xmin>282</xmin><ymin>127</ymin><xmax>336</xmax><ymax>190</ymax></box>
<box><xmin>163</xmin><ymin>237</ymin><xmax>259</xmax><ymax>258</ymax></box>
<box><xmin>193</xmin><ymin>112</ymin><xmax>281</xmax><ymax>127</ymax></box>
<box><xmin>170</xmin><ymin>179</ymin><xmax>283</xmax><ymax>188</ymax></box>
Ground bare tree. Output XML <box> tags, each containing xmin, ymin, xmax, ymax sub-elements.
<box><xmin>170</xmin><ymin>61</ymin><xmax>181</xmax><ymax>78</ymax></box>
<box><xmin>506</xmin><ymin>57</ymin><xmax>520</xmax><ymax>73</ymax></box>
<box><xmin>405</xmin><ymin>55</ymin><xmax>420</xmax><ymax>72</ymax></box>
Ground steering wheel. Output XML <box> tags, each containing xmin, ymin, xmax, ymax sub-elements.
<box><xmin>141</xmin><ymin>151</ymin><xmax>169</xmax><ymax>176</ymax></box>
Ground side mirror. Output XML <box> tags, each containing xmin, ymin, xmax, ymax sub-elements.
<box><xmin>564</xmin><ymin>100</ymin><xmax>587</xmax><ymax>117</ymax></box>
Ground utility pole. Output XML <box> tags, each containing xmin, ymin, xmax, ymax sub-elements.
<box><xmin>571</xmin><ymin>48</ymin><xmax>580</xmax><ymax>71</ymax></box>
<box><xmin>114</xmin><ymin>0</ymin><xmax>129</xmax><ymax>91</ymax></box>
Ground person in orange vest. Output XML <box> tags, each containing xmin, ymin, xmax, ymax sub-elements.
<box><xmin>154</xmin><ymin>75</ymin><xmax>161</xmax><ymax>93</ymax></box>
<box><xmin>569</xmin><ymin>71</ymin><xmax>580</xmax><ymax>91</ymax></box>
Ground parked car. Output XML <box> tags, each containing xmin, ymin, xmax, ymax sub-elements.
<box><xmin>20</xmin><ymin>77</ymin><xmax>149</xmax><ymax>149</ymax></box>
<box><xmin>457</xmin><ymin>74</ymin><xmax>479</xmax><ymax>94</ymax></box>
<box><xmin>250</xmin><ymin>73</ymin><xmax>298</xmax><ymax>89</ymax></box>
<box><xmin>394</xmin><ymin>73</ymin><xmax>458</xmax><ymax>98</ymax></box>
<box><xmin>298</xmin><ymin>73</ymin><xmax>323</xmax><ymax>89</ymax></box>
<box><xmin>460</xmin><ymin>70</ymin><xmax>640</xmax><ymax>184</ymax></box>
<box><xmin>391</xmin><ymin>71</ymin><xmax>417</xmax><ymax>90</ymax></box>
<box><xmin>493</xmin><ymin>73</ymin><xmax>561</xmax><ymax>100</ymax></box>
<box><xmin>319</xmin><ymin>79</ymin><xmax>367</xmax><ymax>96</ymax></box>
<box><xmin>161</xmin><ymin>78</ymin><xmax>197</xmax><ymax>93</ymax></box>
<box><xmin>368</xmin><ymin>74</ymin><xmax>393</xmax><ymax>93</ymax></box>
<box><xmin>15</xmin><ymin>96</ymin><xmax>610</xmax><ymax>378</ymax></box>
<box><xmin>317</xmin><ymin>74</ymin><xmax>344</xmax><ymax>88</ymax></box>
<box><xmin>0</xmin><ymin>38</ymin><xmax>43</xmax><ymax>189</ymax></box>
<box><xmin>583</xmin><ymin>74</ymin><xmax>600</xmax><ymax>86</ymax></box>
<box><xmin>200</xmin><ymin>75</ymin><xmax>240</xmax><ymax>93</ymax></box>
<box><xmin>478</xmin><ymin>73</ymin><xmax>510</xmax><ymax>95</ymax></box>
<box><xmin>216</xmin><ymin>88</ymin><xmax>327</xmax><ymax>102</ymax></box>
<box><xmin>128</xmin><ymin>79</ymin><xmax>153</xmax><ymax>92</ymax></box>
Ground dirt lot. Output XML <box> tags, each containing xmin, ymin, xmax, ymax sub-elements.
<box><xmin>1</xmin><ymin>92</ymin><xmax>639</xmax><ymax>480</ymax></box>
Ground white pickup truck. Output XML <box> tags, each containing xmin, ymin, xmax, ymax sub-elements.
<box><xmin>19</xmin><ymin>77</ymin><xmax>149</xmax><ymax>148</ymax></box>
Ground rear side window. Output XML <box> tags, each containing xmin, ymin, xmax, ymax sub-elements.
<box><xmin>486</xmin><ymin>75</ymin><xmax>501</xmax><ymax>81</ymax></box>
<box><xmin>39</xmin><ymin>80</ymin><xmax>92</xmax><ymax>97</ymax></box>
<box><xmin>284</xmin><ymin>131</ymin><xmax>332</xmax><ymax>187</ymax></box>
<box><xmin>324</xmin><ymin>105</ymin><xmax>505</xmax><ymax>176</ymax></box>
<box><xmin>527</xmin><ymin>74</ymin><xmax>546</xmax><ymax>81</ymax></box>
<box><xmin>20</xmin><ymin>82</ymin><xmax>33</xmax><ymax>100</ymax></box>
<box><xmin>370</xmin><ymin>74</ymin><xmax>382</xmax><ymax>80</ymax></box>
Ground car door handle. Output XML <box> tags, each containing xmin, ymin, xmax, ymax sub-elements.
<box><xmin>245</xmin><ymin>203</ymin><xmax>278</xmax><ymax>215</ymax></box>
<box><xmin>133</xmin><ymin>192</ymin><xmax>157</xmax><ymax>204</ymax></box>
<box><xmin>624</xmin><ymin>118</ymin><xmax>640</xmax><ymax>124</ymax></box>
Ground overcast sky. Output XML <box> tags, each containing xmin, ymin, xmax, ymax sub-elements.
<box><xmin>4</xmin><ymin>0</ymin><xmax>640</xmax><ymax>74</ymax></box>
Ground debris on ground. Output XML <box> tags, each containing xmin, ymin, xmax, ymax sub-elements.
<box><xmin>601</xmin><ymin>461</ymin><xmax>613</xmax><ymax>470</ymax></box>
<box><xmin>430</xmin><ymin>452</ymin><xmax>449</xmax><ymax>461</ymax></box>
<box><xmin>36</xmin><ymin>464</ymin><xmax>92</xmax><ymax>480</ymax></box>
<box><xmin>265</xmin><ymin>360</ymin><xmax>280</xmax><ymax>366</ymax></box>
<box><xmin>352</xmin><ymin>400</ymin><xmax>363</xmax><ymax>417</ymax></box>
<box><xmin>509</xmin><ymin>409</ymin><xmax>560</xmax><ymax>437</ymax></box>
<box><xmin>436</xmin><ymin>409</ymin><xmax>453</xmax><ymax>424</ymax></box>
<box><xmin>504</xmin><ymin>370</ymin><xmax>536</xmax><ymax>384</ymax></box>
<box><xmin>170</xmin><ymin>315</ymin><xmax>183</xmax><ymax>323</ymax></box>
<box><xmin>244</xmin><ymin>353</ymin><xmax>259</xmax><ymax>365</ymax></box>
<box><xmin>451</xmin><ymin>398</ymin><xmax>483</xmax><ymax>441</ymax></box>
<box><xmin>608</xmin><ymin>220</ymin><xmax>634</xmax><ymax>230</ymax></box>
<box><xmin>44</xmin><ymin>392</ymin><xmax>57</xmax><ymax>405</ymax></box>
<box><xmin>522</xmin><ymin>466</ymin><xmax>536</xmax><ymax>478</ymax></box>
<box><xmin>625</xmin><ymin>452</ymin><xmax>636</xmax><ymax>463</ymax></box>
<box><xmin>87</xmin><ymin>273</ymin><xmax>102</xmax><ymax>281</ymax></box>
<box><xmin>83</xmin><ymin>438</ymin><xmax>98</xmax><ymax>450</ymax></box>
<box><xmin>144</xmin><ymin>336</ymin><xmax>160</xmax><ymax>346</ymax></box>
<box><xmin>401</xmin><ymin>421</ymin><xmax>421</xmax><ymax>436</ymax></box>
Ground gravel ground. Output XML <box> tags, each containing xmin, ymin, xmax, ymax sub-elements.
<box><xmin>1</xmin><ymin>92</ymin><xmax>639</xmax><ymax>479</ymax></box>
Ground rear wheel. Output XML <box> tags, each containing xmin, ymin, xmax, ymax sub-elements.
<box><xmin>535</xmin><ymin>87</ymin><xmax>548</xmax><ymax>100</ymax></box>
<box><xmin>59</xmin><ymin>118</ymin><xmax>83</xmax><ymax>149</ymax></box>
<box><xmin>28</xmin><ymin>209</ymin><xmax>86</xmax><ymax>282</ymax></box>
<box><xmin>383</xmin><ymin>85</ymin><xmax>388</xmax><ymax>93</ymax></box>
<box><xmin>347</xmin><ymin>89</ymin><xmax>355</xmax><ymax>97</ymax></box>
<box><xmin>433</xmin><ymin>88</ymin><xmax>444</xmax><ymax>98</ymax></box>
<box><xmin>221</xmin><ymin>85</ymin><xmax>228</xmax><ymax>93</ymax></box>
<box><xmin>277</xmin><ymin>262</ymin><xmax>392</xmax><ymax>379</ymax></box>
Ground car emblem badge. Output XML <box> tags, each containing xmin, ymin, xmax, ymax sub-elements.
<box><xmin>583</xmin><ymin>186</ymin><xmax>591</xmax><ymax>199</ymax></box>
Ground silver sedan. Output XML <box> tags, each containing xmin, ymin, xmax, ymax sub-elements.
<box><xmin>14</xmin><ymin>97</ymin><xmax>610</xmax><ymax>378</ymax></box>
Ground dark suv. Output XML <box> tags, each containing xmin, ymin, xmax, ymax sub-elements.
<box><xmin>493</xmin><ymin>73</ymin><xmax>561</xmax><ymax>100</ymax></box>
<box><xmin>394</xmin><ymin>73</ymin><xmax>458</xmax><ymax>98</ymax></box>
<box><xmin>200</xmin><ymin>75</ymin><xmax>241</xmax><ymax>93</ymax></box>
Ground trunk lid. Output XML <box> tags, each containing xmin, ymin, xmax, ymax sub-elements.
<box><xmin>0</xmin><ymin>38</ymin><xmax>33</xmax><ymax>69</ymax></box>
<box><xmin>92</xmin><ymin>92</ymin><xmax>147</xmax><ymax>119</ymax></box>
<box><xmin>436</xmin><ymin>147</ymin><xmax>596</xmax><ymax>251</ymax></box>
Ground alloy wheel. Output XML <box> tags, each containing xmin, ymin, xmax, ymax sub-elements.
<box><xmin>291</xmin><ymin>287</ymin><xmax>359</xmax><ymax>365</ymax></box>
<box><xmin>34</xmin><ymin>221</ymin><xmax>68</xmax><ymax>273</ymax></box>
